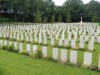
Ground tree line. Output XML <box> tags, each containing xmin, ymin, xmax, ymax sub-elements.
<box><xmin>0</xmin><ymin>0</ymin><xmax>100</xmax><ymax>23</ymax></box>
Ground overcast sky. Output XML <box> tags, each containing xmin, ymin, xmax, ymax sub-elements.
<box><xmin>52</xmin><ymin>0</ymin><xmax>100</xmax><ymax>6</ymax></box>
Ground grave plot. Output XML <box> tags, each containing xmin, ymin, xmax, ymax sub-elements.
<box><xmin>0</xmin><ymin>23</ymin><xmax>100</xmax><ymax>69</ymax></box>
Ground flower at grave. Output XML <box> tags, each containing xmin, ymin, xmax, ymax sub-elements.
<box><xmin>73</xmin><ymin>46</ymin><xmax>79</xmax><ymax>50</ymax></box>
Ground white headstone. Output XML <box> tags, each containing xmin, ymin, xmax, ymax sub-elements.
<box><xmin>42</xmin><ymin>46</ymin><xmax>47</xmax><ymax>58</ymax></box>
<box><xmin>26</xmin><ymin>36</ymin><xmax>29</xmax><ymax>42</ymax></box>
<box><xmin>0</xmin><ymin>40</ymin><xmax>3</xmax><ymax>45</ymax></box>
<box><xmin>33</xmin><ymin>45</ymin><xmax>37</xmax><ymax>53</ymax></box>
<box><xmin>70</xmin><ymin>50</ymin><xmax>77</xmax><ymax>64</ymax></box>
<box><xmin>19</xmin><ymin>43</ymin><xmax>23</xmax><ymax>51</ymax></box>
<box><xmin>51</xmin><ymin>38</ymin><xmax>54</xmax><ymax>46</ymax></box>
<box><xmin>30</xmin><ymin>36</ymin><xmax>33</xmax><ymax>43</ymax></box>
<box><xmin>64</xmin><ymin>39</ymin><xmax>69</xmax><ymax>46</ymax></box>
<box><xmin>68</xmin><ymin>34</ymin><xmax>71</xmax><ymax>41</ymax></box>
<box><xmin>4</xmin><ymin>40</ymin><xmax>8</xmax><ymax>46</ymax></box>
<box><xmin>21</xmin><ymin>35</ymin><xmax>24</xmax><ymax>41</ymax></box>
<box><xmin>26</xmin><ymin>44</ymin><xmax>31</xmax><ymax>53</ymax></box>
<box><xmin>84</xmin><ymin>52</ymin><xmax>92</xmax><ymax>67</ymax></box>
<box><xmin>39</xmin><ymin>37</ymin><xmax>42</xmax><ymax>44</ymax></box>
<box><xmin>98</xmin><ymin>54</ymin><xmax>100</xmax><ymax>69</ymax></box>
<box><xmin>88</xmin><ymin>41</ymin><xmax>94</xmax><ymax>51</ymax></box>
<box><xmin>14</xmin><ymin>42</ymin><xmax>18</xmax><ymax>50</ymax></box>
<box><xmin>60</xmin><ymin>49</ymin><xmax>67</xmax><ymax>63</ymax></box>
<box><xmin>34</xmin><ymin>37</ymin><xmax>38</xmax><ymax>42</ymax></box>
<box><xmin>71</xmin><ymin>40</ymin><xmax>76</xmax><ymax>48</ymax></box>
<box><xmin>9</xmin><ymin>41</ymin><xmax>13</xmax><ymax>45</ymax></box>
<box><xmin>43</xmin><ymin>38</ymin><xmax>47</xmax><ymax>45</ymax></box>
<box><xmin>97</xmin><ymin>36</ymin><xmax>100</xmax><ymax>43</ymax></box>
<box><xmin>52</xmin><ymin>48</ymin><xmax>58</xmax><ymax>60</ymax></box>
<box><xmin>59</xmin><ymin>39</ymin><xmax>63</xmax><ymax>46</ymax></box>
<box><xmin>85</xmin><ymin>36</ymin><xmax>89</xmax><ymax>42</ymax></box>
<box><xmin>79</xmin><ymin>40</ymin><xmax>84</xmax><ymax>48</ymax></box>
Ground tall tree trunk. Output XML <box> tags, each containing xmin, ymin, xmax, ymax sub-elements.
<box><xmin>15</xmin><ymin>14</ymin><xmax>17</xmax><ymax>22</ymax></box>
<box><xmin>23</xmin><ymin>15</ymin><xmax>25</xmax><ymax>22</ymax></box>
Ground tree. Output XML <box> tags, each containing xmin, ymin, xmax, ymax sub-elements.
<box><xmin>63</xmin><ymin>0</ymin><xmax>83</xmax><ymax>22</ymax></box>
<box><xmin>1</xmin><ymin>0</ymin><xmax>100</xmax><ymax>23</ymax></box>
<box><xmin>50</xmin><ymin>15</ymin><xmax>55</xmax><ymax>23</ymax></box>
<box><xmin>35</xmin><ymin>9</ymin><xmax>42</xmax><ymax>23</ymax></box>
<box><xmin>66</xmin><ymin>13</ymin><xmax>71</xmax><ymax>22</ymax></box>
<box><xmin>86</xmin><ymin>0</ymin><xmax>100</xmax><ymax>22</ymax></box>
<box><xmin>57</xmin><ymin>14</ymin><xmax>62</xmax><ymax>22</ymax></box>
<box><xmin>43</xmin><ymin>16</ymin><xmax>48</xmax><ymax>23</ymax></box>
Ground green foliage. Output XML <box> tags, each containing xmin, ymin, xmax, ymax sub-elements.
<box><xmin>0</xmin><ymin>45</ymin><xmax>7</xmax><ymax>50</ymax></box>
<box><xmin>19</xmin><ymin>49</ymin><xmax>42</xmax><ymax>59</ymax></box>
<box><xmin>19</xmin><ymin>50</ymin><xmax>27</xmax><ymax>55</ymax></box>
<box><xmin>0</xmin><ymin>45</ymin><xmax>15</xmax><ymax>52</ymax></box>
<box><xmin>0</xmin><ymin>0</ymin><xmax>100</xmax><ymax>22</ymax></box>
<box><xmin>43</xmin><ymin>17</ymin><xmax>48</xmax><ymax>23</ymax></box>
<box><xmin>29</xmin><ymin>50</ymin><xmax>42</xmax><ymax>59</ymax></box>
<box><xmin>57</xmin><ymin>14</ymin><xmax>62</xmax><ymax>22</ymax></box>
<box><xmin>50</xmin><ymin>15</ymin><xmax>55</xmax><ymax>23</ymax></box>
<box><xmin>66</xmin><ymin>13</ymin><xmax>71</xmax><ymax>22</ymax></box>
<box><xmin>7</xmin><ymin>45</ymin><xmax>15</xmax><ymax>51</ymax></box>
<box><xmin>88</xmin><ymin>65</ymin><xmax>98</xmax><ymax>71</ymax></box>
<box><xmin>35</xmin><ymin>9</ymin><xmax>42</xmax><ymax>23</ymax></box>
<box><xmin>91</xmin><ymin>14</ymin><xmax>98</xmax><ymax>22</ymax></box>
<box><xmin>0</xmin><ymin>17</ymin><xmax>12</xmax><ymax>23</ymax></box>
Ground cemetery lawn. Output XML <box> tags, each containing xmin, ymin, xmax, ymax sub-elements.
<box><xmin>0</xmin><ymin>50</ymin><xmax>100</xmax><ymax>75</ymax></box>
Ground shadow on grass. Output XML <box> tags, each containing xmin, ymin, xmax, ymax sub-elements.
<box><xmin>0</xmin><ymin>68</ymin><xmax>5</xmax><ymax>75</ymax></box>
<box><xmin>54</xmin><ymin>45</ymin><xmax>71</xmax><ymax>49</ymax></box>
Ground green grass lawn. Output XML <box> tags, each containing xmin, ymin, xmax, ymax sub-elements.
<box><xmin>0</xmin><ymin>50</ymin><xmax>100</xmax><ymax>75</ymax></box>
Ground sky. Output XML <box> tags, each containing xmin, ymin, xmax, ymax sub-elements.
<box><xmin>52</xmin><ymin>0</ymin><xmax>100</xmax><ymax>6</ymax></box>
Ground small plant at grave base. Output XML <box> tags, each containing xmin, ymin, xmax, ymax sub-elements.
<box><xmin>4</xmin><ymin>45</ymin><xmax>8</xmax><ymax>50</ymax></box>
<box><xmin>34</xmin><ymin>42</ymin><xmax>38</xmax><ymax>44</ymax></box>
<box><xmin>85</xmin><ymin>41</ymin><xmax>89</xmax><ymax>44</ymax></box>
<box><xmin>47</xmin><ymin>38</ymin><xmax>51</xmax><ymax>40</ymax></box>
<box><xmin>94</xmin><ymin>42</ymin><xmax>100</xmax><ymax>44</ymax></box>
<box><xmin>76</xmin><ymin>63</ymin><xmax>81</xmax><ymax>68</ymax></box>
<box><xmin>0</xmin><ymin>37</ymin><xmax>3</xmax><ymax>39</ymax></box>
<box><xmin>59</xmin><ymin>46</ymin><xmax>65</xmax><ymax>48</ymax></box>
<box><xmin>7</xmin><ymin>45</ymin><xmax>15</xmax><ymax>51</ymax></box>
<box><xmin>19</xmin><ymin>50</ymin><xmax>27</xmax><ymax>55</ymax></box>
<box><xmin>21</xmin><ymin>40</ymin><xmax>25</xmax><ymax>42</ymax></box>
<box><xmin>30</xmin><ymin>49</ymin><xmax>42</xmax><ymax>59</ymax></box>
<box><xmin>87</xmin><ymin>65</ymin><xmax>98</xmax><ymax>71</ymax></box>
<box><xmin>43</xmin><ymin>44</ymin><xmax>48</xmax><ymax>46</ymax></box>
<box><xmin>96</xmin><ymin>68</ymin><xmax>100</xmax><ymax>72</ymax></box>
<box><xmin>36</xmin><ymin>49</ymin><xmax>42</xmax><ymax>58</ymax></box>
<box><xmin>5</xmin><ymin>37</ymin><xmax>9</xmax><ymax>40</ymax></box>
<box><xmin>0</xmin><ymin>45</ymin><xmax>7</xmax><ymax>50</ymax></box>
<box><xmin>0</xmin><ymin>45</ymin><xmax>15</xmax><ymax>52</ymax></box>
<box><xmin>29</xmin><ymin>52</ymin><xmax>36</xmax><ymax>58</ymax></box>
<box><xmin>79</xmin><ymin>48</ymin><xmax>86</xmax><ymax>51</ymax></box>
<box><xmin>26</xmin><ymin>41</ymin><xmax>30</xmax><ymax>43</ymax></box>
<box><xmin>67</xmin><ymin>63</ymin><xmax>76</xmax><ymax>66</ymax></box>
<box><xmin>45</xmin><ymin>57</ymin><xmax>58</xmax><ymax>63</ymax></box>
<box><xmin>59</xmin><ymin>60</ymin><xmax>66</xmax><ymax>64</ymax></box>
<box><xmin>72</xmin><ymin>46</ymin><xmax>79</xmax><ymax>50</ymax></box>
<box><xmin>67</xmin><ymin>62</ymin><xmax>81</xmax><ymax>68</ymax></box>
<box><xmin>44</xmin><ymin>57</ymin><xmax>52</xmax><ymax>60</ymax></box>
<box><xmin>66</xmin><ymin>46</ymin><xmax>71</xmax><ymax>49</ymax></box>
<box><xmin>11</xmin><ymin>38</ymin><xmax>16</xmax><ymax>41</ymax></box>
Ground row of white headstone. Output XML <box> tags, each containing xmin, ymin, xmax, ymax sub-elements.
<box><xmin>0</xmin><ymin>31</ymin><xmax>100</xmax><ymax>43</ymax></box>
<box><xmin>0</xmin><ymin>23</ymin><xmax>100</xmax><ymax>40</ymax></box>
<box><xmin>0</xmin><ymin>39</ymin><xmax>100</xmax><ymax>69</ymax></box>
<box><xmin>0</xmin><ymin>37</ymin><xmax>95</xmax><ymax>51</ymax></box>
